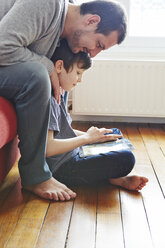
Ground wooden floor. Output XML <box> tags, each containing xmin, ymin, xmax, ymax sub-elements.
<box><xmin>1</xmin><ymin>122</ymin><xmax>165</xmax><ymax>248</ymax></box>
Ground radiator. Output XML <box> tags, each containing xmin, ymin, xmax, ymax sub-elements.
<box><xmin>72</xmin><ymin>60</ymin><xmax>165</xmax><ymax>118</ymax></box>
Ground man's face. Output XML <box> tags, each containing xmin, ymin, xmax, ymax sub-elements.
<box><xmin>67</xmin><ymin>29</ymin><xmax>119</xmax><ymax>58</ymax></box>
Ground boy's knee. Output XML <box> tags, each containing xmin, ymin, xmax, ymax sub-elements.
<box><xmin>121</xmin><ymin>150</ymin><xmax>135</xmax><ymax>175</ymax></box>
<box><xmin>127</xmin><ymin>150</ymin><xmax>135</xmax><ymax>167</ymax></box>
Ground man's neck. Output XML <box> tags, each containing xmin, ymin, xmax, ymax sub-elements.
<box><xmin>61</xmin><ymin>3</ymin><xmax>80</xmax><ymax>38</ymax></box>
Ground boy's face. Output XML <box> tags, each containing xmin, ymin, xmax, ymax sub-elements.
<box><xmin>58</xmin><ymin>63</ymin><xmax>85</xmax><ymax>92</ymax></box>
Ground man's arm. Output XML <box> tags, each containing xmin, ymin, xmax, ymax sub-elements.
<box><xmin>0</xmin><ymin>0</ymin><xmax>63</xmax><ymax>101</ymax></box>
<box><xmin>0</xmin><ymin>0</ymin><xmax>56</xmax><ymax>75</ymax></box>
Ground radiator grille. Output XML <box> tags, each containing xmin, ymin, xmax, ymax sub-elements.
<box><xmin>72</xmin><ymin>60</ymin><xmax>165</xmax><ymax>117</ymax></box>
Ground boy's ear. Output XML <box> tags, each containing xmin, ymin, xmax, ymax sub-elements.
<box><xmin>54</xmin><ymin>60</ymin><xmax>64</xmax><ymax>73</ymax></box>
<box><xmin>84</xmin><ymin>14</ymin><xmax>101</xmax><ymax>27</ymax></box>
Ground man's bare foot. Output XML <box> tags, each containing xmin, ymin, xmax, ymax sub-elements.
<box><xmin>109</xmin><ymin>175</ymin><xmax>149</xmax><ymax>191</ymax></box>
<box><xmin>24</xmin><ymin>177</ymin><xmax>77</xmax><ymax>201</ymax></box>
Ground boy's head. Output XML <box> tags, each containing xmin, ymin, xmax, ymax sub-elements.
<box><xmin>51</xmin><ymin>39</ymin><xmax>92</xmax><ymax>92</ymax></box>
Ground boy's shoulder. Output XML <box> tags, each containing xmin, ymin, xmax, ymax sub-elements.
<box><xmin>50</xmin><ymin>95</ymin><xmax>65</xmax><ymax>112</ymax></box>
<box><xmin>51</xmin><ymin>95</ymin><xmax>58</xmax><ymax>106</ymax></box>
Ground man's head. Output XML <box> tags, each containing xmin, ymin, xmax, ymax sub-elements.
<box><xmin>64</xmin><ymin>0</ymin><xmax>127</xmax><ymax>57</ymax></box>
<box><xmin>51</xmin><ymin>39</ymin><xmax>91</xmax><ymax>91</ymax></box>
<box><xmin>80</xmin><ymin>0</ymin><xmax>126</xmax><ymax>42</ymax></box>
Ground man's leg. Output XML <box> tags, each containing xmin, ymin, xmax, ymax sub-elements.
<box><xmin>0</xmin><ymin>62</ymin><xmax>52</xmax><ymax>185</ymax></box>
<box><xmin>0</xmin><ymin>62</ymin><xmax>76</xmax><ymax>200</ymax></box>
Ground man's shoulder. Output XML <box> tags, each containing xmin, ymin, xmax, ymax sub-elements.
<box><xmin>17</xmin><ymin>0</ymin><xmax>64</xmax><ymax>11</ymax></box>
<box><xmin>35</xmin><ymin>0</ymin><xmax>62</xmax><ymax>7</ymax></box>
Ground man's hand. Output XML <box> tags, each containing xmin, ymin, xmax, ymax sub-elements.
<box><xmin>50</xmin><ymin>68</ymin><xmax>60</xmax><ymax>104</ymax></box>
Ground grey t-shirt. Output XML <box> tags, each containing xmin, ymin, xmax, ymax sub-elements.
<box><xmin>46</xmin><ymin>96</ymin><xmax>79</xmax><ymax>173</ymax></box>
<box><xmin>0</xmin><ymin>0</ymin><xmax>68</xmax><ymax>75</ymax></box>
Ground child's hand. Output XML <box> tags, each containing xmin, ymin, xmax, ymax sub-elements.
<box><xmin>84</xmin><ymin>126</ymin><xmax>123</xmax><ymax>144</ymax></box>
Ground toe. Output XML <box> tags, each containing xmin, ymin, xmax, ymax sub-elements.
<box><xmin>63</xmin><ymin>191</ymin><xmax>71</xmax><ymax>201</ymax></box>
<box><xmin>52</xmin><ymin>192</ymin><xmax>59</xmax><ymax>201</ymax></box>
<box><xmin>136</xmin><ymin>185</ymin><xmax>143</xmax><ymax>191</ymax></box>
<box><xmin>58</xmin><ymin>192</ymin><xmax>65</xmax><ymax>201</ymax></box>
<box><xmin>69</xmin><ymin>191</ymin><xmax>77</xmax><ymax>198</ymax></box>
<box><xmin>42</xmin><ymin>191</ymin><xmax>53</xmax><ymax>200</ymax></box>
<box><xmin>66</xmin><ymin>189</ymin><xmax>77</xmax><ymax>199</ymax></box>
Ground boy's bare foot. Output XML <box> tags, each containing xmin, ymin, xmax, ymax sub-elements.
<box><xmin>24</xmin><ymin>177</ymin><xmax>77</xmax><ymax>201</ymax></box>
<box><xmin>109</xmin><ymin>175</ymin><xmax>149</xmax><ymax>191</ymax></box>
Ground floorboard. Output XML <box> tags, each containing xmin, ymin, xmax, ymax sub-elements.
<box><xmin>66</xmin><ymin>186</ymin><xmax>97</xmax><ymax>248</ymax></box>
<box><xmin>96</xmin><ymin>185</ymin><xmax>124</xmax><ymax>248</ymax></box>
<box><xmin>0</xmin><ymin>162</ymin><xmax>20</xmax><ymax>207</ymax></box>
<box><xmin>36</xmin><ymin>200</ymin><xmax>74</xmax><ymax>248</ymax></box>
<box><xmin>5</xmin><ymin>194</ymin><xmax>49</xmax><ymax>248</ymax></box>
<box><xmin>127</xmin><ymin>125</ymin><xmax>165</xmax><ymax>248</ymax></box>
<box><xmin>0</xmin><ymin>123</ymin><xmax>165</xmax><ymax>248</ymax></box>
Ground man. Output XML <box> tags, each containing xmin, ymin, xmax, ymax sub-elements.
<box><xmin>0</xmin><ymin>0</ymin><xmax>127</xmax><ymax>200</ymax></box>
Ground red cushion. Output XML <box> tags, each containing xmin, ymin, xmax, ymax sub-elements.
<box><xmin>0</xmin><ymin>97</ymin><xmax>17</xmax><ymax>148</ymax></box>
<box><xmin>0</xmin><ymin>136</ymin><xmax>20</xmax><ymax>184</ymax></box>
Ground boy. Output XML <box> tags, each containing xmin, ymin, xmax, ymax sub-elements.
<box><xmin>45</xmin><ymin>39</ymin><xmax>148</xmax><ymax>201</ymax></box>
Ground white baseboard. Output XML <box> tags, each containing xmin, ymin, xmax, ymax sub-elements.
<box><xmin>71</xmin><ymin>114</ymin><xmax>165</xmax><ymax>124</ymax></box>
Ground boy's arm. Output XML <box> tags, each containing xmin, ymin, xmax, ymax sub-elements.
<box><xmin>46</xmin><ymin>130</ymin><xmax>88</xmax><ymax>157</ymax></box>
<box><xmin>46</xmin><ymin>127</ymin><xmax>122</xmax><ymax>157</ymax></box>
<box><xmin>73</xmin><ymin>129</ymin><xmax>86</xmax><ymax>136</ymax></box>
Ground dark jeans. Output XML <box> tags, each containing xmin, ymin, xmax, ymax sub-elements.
<box><xmin>0</xmin><ymin>62</ymin><xmax>52</xmax><ymax>186</ymax></box>
<box><xmin>54</xmin><ymin>129</ymin><xmax>135</xmax><ymax>186</ymax></box>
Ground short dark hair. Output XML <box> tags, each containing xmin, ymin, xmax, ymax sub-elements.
<box><xmin>51</xmin><ymin>39</ymin><xmax>92</xmax><ymax>72</ymax></box>
<box><xmin>80</xmin><ymin>0</ymin><xmax>127</xmax><ymax>44</ymax></box>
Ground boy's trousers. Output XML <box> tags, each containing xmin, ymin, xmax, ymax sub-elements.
<box><xmin>0</xmin><ymin>62</ymin><xmax>52</xmax><ymax>186</ymax></box>
<box><xmin>54</xmin><ymin>149</ymin><xmax>135</xmax><ymax>186</ymax></box>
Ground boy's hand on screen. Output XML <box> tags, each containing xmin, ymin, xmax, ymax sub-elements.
<box><xmin>84</xmin><ymin>126</ymin><xmax>122</xmax><ymax>144</ymax></box>
<box><xmin>50</xmin><ymin>69</ymin><xmax>60</xmax><ymax>104</ymax></box>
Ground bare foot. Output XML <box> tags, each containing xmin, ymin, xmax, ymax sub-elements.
<box><xmin>24</xmin><ymin>177</ymin><xmax>77</xmax><ymax>201</ymax></box>
<box><xmin>109</xmin><ymin>175</ymin><xmax>149</xmax><ymax>191</ymax></box>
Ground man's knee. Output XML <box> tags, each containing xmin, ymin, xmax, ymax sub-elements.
<box><xmin>0</xmin><ymin>62</ymin><xmax>51</xmax><ymax>101</ymax></box>
<box><xmin>25</xmin><ymin>62</ymin><xmax>51</xmax><ymax>91</ymax></box>
<box><xmin>16</xmin><ymin>62</ymin><xmax>52</xmax><ymax>100</ymax></box>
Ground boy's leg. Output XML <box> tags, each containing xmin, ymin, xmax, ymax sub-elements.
<box><xmin>55</xmin><ymin>150</ymin><xmax>148</xmax><ymax>191</ymax></box>
<box><xmin>109</xmin><ymin>175</ymin><xmax>148</xmax><ymax>191</ymax></box>
<box><xmin>55</xmin><ymin>150</ymin><xmax>135</xmax><ymax>185</ymax></box>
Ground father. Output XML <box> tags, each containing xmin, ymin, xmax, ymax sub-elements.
<box><xmin>0</xmin><ymin>0</ymin><xmax>127</xmax><ymax>200</ymax></box>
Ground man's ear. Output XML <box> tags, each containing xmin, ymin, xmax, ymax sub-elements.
<box><xmin>85</xmin><ymin>14</ymin><xmax>101</xmax><ymax>26</ymax></box>
<box><xmin>54</xmin><ymin>60</ymin><xmax>64</xmax><ymax>73</ymax></box>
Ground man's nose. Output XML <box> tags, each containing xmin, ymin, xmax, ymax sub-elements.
<box><xmin>89</xmin><ymin>48</ymin><xmax>102</xmax><ymax>58</ymax></box>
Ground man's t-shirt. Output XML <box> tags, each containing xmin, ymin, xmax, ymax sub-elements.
<box><xmin>46</xmin><ymin>96</ymin><xmax>79</xmax><ymax>173</ymax></box>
